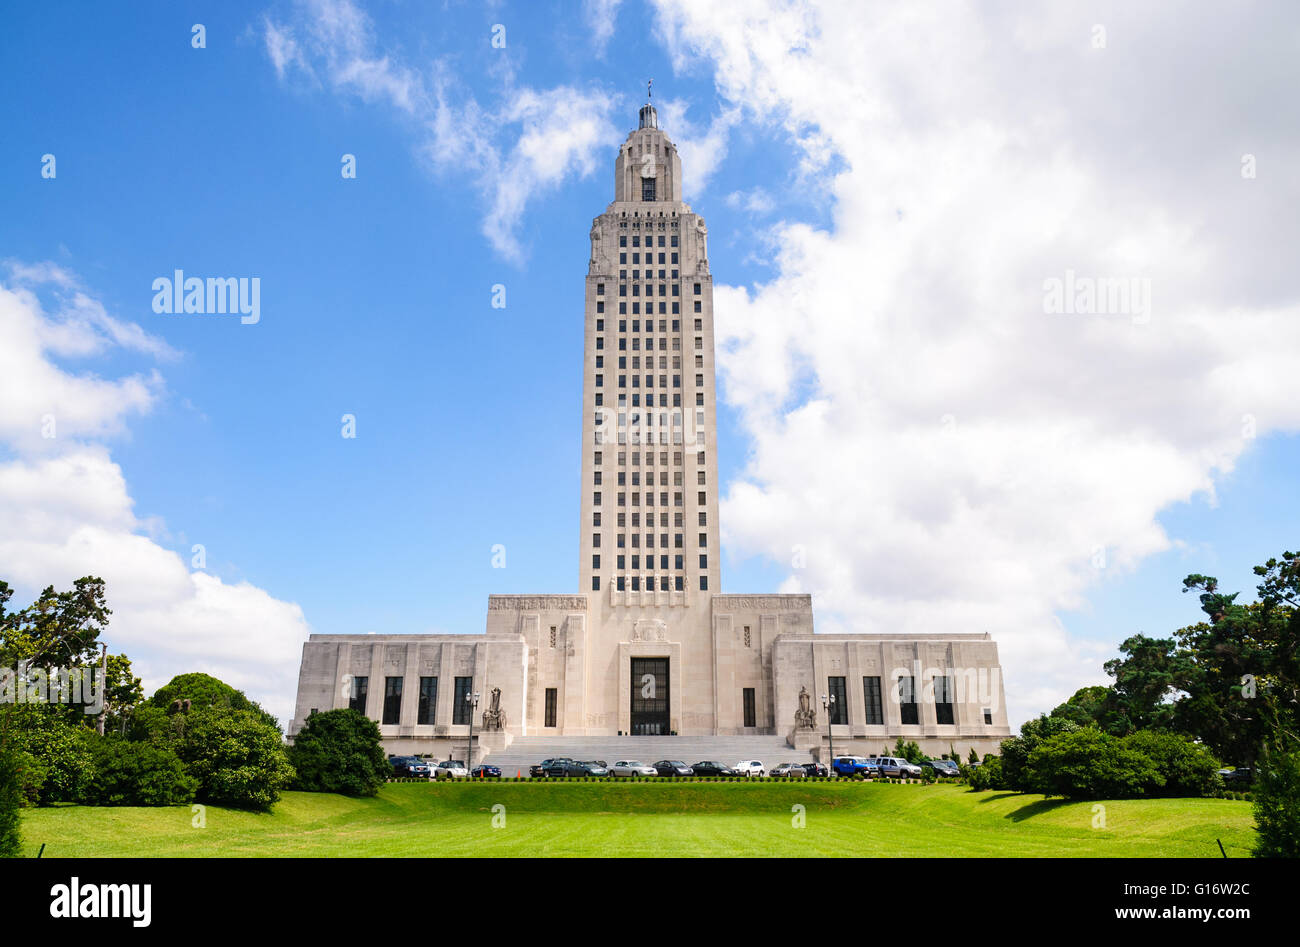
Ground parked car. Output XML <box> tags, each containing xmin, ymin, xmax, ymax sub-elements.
<box><xmin>735</xmin><ymin>760</ymin><xmax>766</xmax><ymax>778</ymax></box>
<box><xmin>434</xmin><ymin>760</ymin><xmax>468</xmax><ymax>779</ymax></box>
<box><xmin>580</xmin><ymin>761</ymin><xmax>610</xmax><ymax>777</ymax></box>
<box><xmin>690</xmin><ymin>760</ymin><xmax>740</xmax><ymax>777</ymax></box>
<box><xmin>771</xmin><ymin>762</ymin><xmax>808</xmax><ymax>779</ymax></box>
<box><xmin>470</xmin><ymin>764</ymin><xmax>501</xmax><ymax>779</ymax></box>
<box><xmin>389</xmin><ymin>755</ymin><xmax>433</xmax><ymax>778</ymax></box>
<box><xmin>653</xmin><ymin>760</ymin><xmax>694</xmax><ymax>777</ymax></box>
<box><xmin>545</xmin><ymin>758</ymin><xmax>589</xmax><ymax>778</ymax></box>
<box><xmin>802</xmin><ymin>762</ymin><xmax>829</xmax><ymax>778</ymax></box>
<box><xmin>831</xmin><ymin>756</ymin><xmax>878</xmax><ymax>778</ymax></box>
<box><xmin>610</xmin><ymin>760</ymin><xmax>658</xmax><ymax>778</ymax></box>
<box><xmin>529</xmin><ymin>758</ymin><xmax>554</xmax><ymax>778</ymax></box>
<box><xmin>869</xmin><ymin>756</ymin><xmax>923</xmax><ymax>779</ymax></box>
<box><xmin>1218</xmin><ymin>767</ymin><xmax>1253</xmax><ymax>786</ymax></box>
<box><xmin>920</xmin><ymin>760</ymin><xmax>961</xmax><ymax>779</ymax></box>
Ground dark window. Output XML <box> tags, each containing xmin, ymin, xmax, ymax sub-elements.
<box><xmin>983</xmin><ymin>708</ymin><xmax>993</xmax><ymax>725</ymax></box>
<box><xmin>699</xmin><ymin>575</ymin><xmax>708</xmax><ymax>590</ymax></box>
<box><xmin>453</xmin><ymin>677</ymin><xmax>472</xmax><ymax>725</ymax></box>
<box><xmin>383</xmin><ymin>676</ymin><xmax>403</xmax><ymax>725</ymax></box>
<box><xmin>899</xmin><ymin>676</ymin><xmax>919</xmax><ymax>725</ymax></box>
<box><xmin>828</xmin><ymin>676</ymin><xmax>848</xmax><ymax>725</ymax></box>
<box><xmin>642</xmin><ymin>177</ymin><xmax>656</xmax><ymax>201</ymax></box>
<box><xmin>863</xmin><ymin>676</ymin><xmax>883</xmax><ymax>725</ymax></box>
<box><xmin>418</xmin><ymin>676</ymin><xmax>437</xmax><ymax>725</ymax></box>
<box><xmin>934</xmin><ymin>676</ymin><xmax>955</xmax><ymax>725</ymax></box>
<box><xmin>349</xmin><ymin>676</ymin><xmax>368</xmax><ymax>714</ymax></box>
<box><xmin>743</xmin><ymin>688</ymin><xmax>756</xmax><ymax>728</ymax></box>
<box><xmin>545</xmin><ymin>688</ymin><xmax>558</xmax><ymax>728</ymax></box>
<box><xmin>592</xmin><ymin>575</ymin><xmax>600</xmax><ymax>591</ymax></box>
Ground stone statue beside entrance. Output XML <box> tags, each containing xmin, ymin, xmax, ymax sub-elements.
<box><xmin>794</xmin><ymin>685</ymin><xmax>816</xmax><ymax>729</ymax></box>
<box><xmin>482</xmin><ymin>686</ymin><xmax>506</xmax><ymax>731</ymax></box>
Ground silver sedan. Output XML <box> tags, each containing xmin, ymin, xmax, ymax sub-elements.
<box><xmin>610</xmin><ymin>760</ymin><xmax>657</xmax><ymax>777</ymax></box>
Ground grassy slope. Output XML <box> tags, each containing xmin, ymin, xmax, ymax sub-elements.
<box><xmin>19</xmin><ymin>782</ymin><xmax>1256</xmax><ymax>858</ymax></box>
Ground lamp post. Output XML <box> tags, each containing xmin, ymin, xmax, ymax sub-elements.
<box><xmin>465</xmin><ymin>690</ymin><xmax>481</xmax><ymax>774</ymax></box>
<box><xmin>821</xmin><ymin>693</ymin><xmax>836</xmax><ymax>773</ymax></box>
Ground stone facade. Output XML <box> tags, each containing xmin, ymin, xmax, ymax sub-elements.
<box><xmin>288</xmin><ymin>103</ymin><xmax>1012</xmax><ymax>760</ymax></box>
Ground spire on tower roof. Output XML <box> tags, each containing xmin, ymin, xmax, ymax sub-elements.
<box><xmin>639</xmin><ymin>79</ymin><xmax>658</xmax><ymax>129</ymax></box>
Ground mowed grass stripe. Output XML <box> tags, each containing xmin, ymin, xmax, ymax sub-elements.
<box><xmin>19</xmin><ymin>782</ymin><xmax>1256</xmax><ymax>858</ymax></box>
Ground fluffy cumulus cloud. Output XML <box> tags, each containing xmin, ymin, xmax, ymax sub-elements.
<box><xmin>650</xmin><ymin>0</ymin><xmax>1300</xmax><ymax>724</ymax></box>
<box><xmin>0</xmin><ymin>267</ymin><xmax>310</xmax><ymax>723</ymax></box>
<box><xmin>262</xmin><ymin>0</ymin><xmax>623</xmax><ymax>262</ymax></box>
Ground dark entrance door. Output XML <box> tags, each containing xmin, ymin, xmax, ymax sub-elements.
<box><xmin>630</xmin><ymin>657</ymin><xmax>669</xmax><ymax>735</ymax></box>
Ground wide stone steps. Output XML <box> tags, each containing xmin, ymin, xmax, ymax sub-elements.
<box><xmin>482</xmin><ymin>735</ymin><xmax>802</xmax><ymax>776</ymax></box>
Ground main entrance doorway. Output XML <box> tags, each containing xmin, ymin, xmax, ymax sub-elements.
<box><xmin>630</xmin><ymin>657</ymin><xmax>670</xmax><ymax>735</ymax></box>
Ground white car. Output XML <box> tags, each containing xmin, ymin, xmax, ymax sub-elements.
<box><xmin>610</xmin><ymin>760</ymin><xmax>657</xmax><ymax>778</ymax></box>
<box><xmin>735</xmin><ymin>760</ymin><xmax>765</xmax><ymax>778</ymax></box>
<box><xmin>434</xmin><ymin>760</ymin><xmax>469</xmax><ymax>779</ymax></box>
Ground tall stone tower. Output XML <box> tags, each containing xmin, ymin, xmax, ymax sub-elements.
<box><xmin>579</xmin><ymin>98</ymin><xmax>720</xmax><ymax>603</ymax></box>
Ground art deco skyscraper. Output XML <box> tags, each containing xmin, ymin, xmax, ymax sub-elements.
<box><xmin>579</xmin><ymin>99</ymin><xmax>720</xmax><ymax>607</ymax></box>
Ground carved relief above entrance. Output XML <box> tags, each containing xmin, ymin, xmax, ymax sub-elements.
<box><xmin>630</xmin><ymin>619</ymin><xmax>668</xmax><ymax>642</ymax></box>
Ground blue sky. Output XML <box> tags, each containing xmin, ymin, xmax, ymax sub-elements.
<box><xmin>2</xmin><ymin>1</ymin><xmax>1297</xmax><ymax>727</ymax></box>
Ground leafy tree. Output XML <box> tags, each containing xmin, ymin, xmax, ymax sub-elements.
<box><xmin>102</xmin><ymin>654</ymin><xmax>144</xmax><ymax>735</ymax></box>
<box><xmin>1121</xmin><ymin>730</ymin><xmax>1220</xmax><ymax>798</ymax></box>
<box><xmin>0</xmin><ymin>744</ymin><xmax>20</xmax><ymax>857</ymax></box>
<box><xmin>1001</xmin><ymin>715</ymin><xmax>1081</xmax><ymax>792</ymax></box>
<box><xmin>966</xmin><ymin>754</ymin><xmax>1003</xmax><ymax>791</ymax></box>
<box><xmin>1026</xmin><ymin>729</ymin><xmax>1163</xmax><ymax>800</ymax></box>
<box><xmin>0</xmin><ymin>577</ymin><xmax>111</xmax><ymax>668</ymax></box>
<box><xmin>1101</xmin><ymin>634</ymin><xmax>1192</xmax><ymax>734</ymax></box>
<box><xmin>158</xmin><ymin>708</ymin><xmax>294</xmax><ymax>811</ymax></box>
<box><xmin>81</xmin><ymin>739</ymin><xmax>196</xmax><ymax>807</ymax></box>
<box><xmin>894</xmin><ymin>737</ymin><xmax>927</xmax><ymax>763</ymax></box>
<box><xmin>288</xmin><ymin>709</ymin><xmax>390</xmax><ymax>797</ymax></box>
<box><xmin>9</xmin><ymin>710</ymin><xmax>96</xmax><ymax>804</ymax></box>
<box><xmin>150</xmin><ymin>672</ymin><xmax>279</xmax><ymax>731</ymax></box>
<box><xmin>1253</xmin><ymin>738</ymin><xmax>1300</xmax><ymax>858</ymax></box>
<box><xmin>967</xmin><ymin>746</ymin><xmax>980</xmax><ymax>765</ymax></box>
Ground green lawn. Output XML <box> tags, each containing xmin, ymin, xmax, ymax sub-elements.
<box><xmin>18</xmin><ymin>781</ymin><xmax>1255</xmax><ymax>857</ymax></box>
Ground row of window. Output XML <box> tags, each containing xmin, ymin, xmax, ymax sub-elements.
<box><xmin>591</xmin><ymin>511</ymin><xmax>707</xmax><ymax>528</ymax></box>
<box><xmin>816</xmin><ymin>676</ymin><xmax>993</xmax><ymax>727</ymax></box>
<box><xmin>591</xmin><ymin>491</ymin><xmax>711</xmax><ymax>507</ymax></box>
<box><xmin>620</xmin><ymin>252</ymin><xmax>678</xmax><ymax>265</ymax></box>
<box><xmin>596</xmin><ymin>301</ymin><xmax>690</xmax><ymax>315</ymax></box>
<box><xmin>594</xmin><ymin>318</ymin><xmax>705</xmax><ymax>333</ymax></box>
<box><xmin>593</xmin><ymin>470</ymin><xmax>705</xmax><ymax>487</ymax></box>
<box><xmin>598</xmin><ymin>281</ymin><xmax>702</xmax><ymax>295</ymax></box>
<box><xmin>593</xmin><ymin>450</ymin><xmax>707</xmax><ymax>468</ymax></box>
<box><xmin>593</xmin><ymin>430</ymin><xmax>705</xmax><ymax>446</ymax></box>
<box><xmin>347</xmin><ymin>675</ymin><xmax>475</xmax><ymax>727</ymax></box>
<box><xmin>618</xmin><ymin>234</ymin><xmax>677</xmax><ymax>247</ymax></box>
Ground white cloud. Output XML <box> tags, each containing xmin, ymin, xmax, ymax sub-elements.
<box><xmin>584</xmin><ymin>0</ymin><xmax>623</xmax><ymax>55</ymax></box>
<box><xmin>0</xmin><ymin>272</ymin><xmax>310</xmax><ymax>724</ymax></box>
<box><xmin>262</xmin><ymin>0</ymin><xmax>620</xmax><ymax>262</ymax></box>
<box><xmin>725</xmin><ymin>187</ymin><xmax>775</xmax><ymax>214</ymax></box>
<box><xmin>651</xmin><ymin>0</ymin><xmax>1300</xmax><ymax>726</ymax></box>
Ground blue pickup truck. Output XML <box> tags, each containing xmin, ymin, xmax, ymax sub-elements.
<box><xmin>831</xmin><ymin>756</ymin><xmax>879</xmax><ymax>778</ymax></box>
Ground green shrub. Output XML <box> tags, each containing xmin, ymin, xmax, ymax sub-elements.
<box><xmin>1253</xmin><ymin>743</ymin><xmax>1300</xmax><ymax>858</ymax></box>
<box><xmin>13</xmin><ymin>749</ymin><xmax>46</xmax><ymax>806</ymax></box>
<box><xmin>163</xmin><ymin>709</ymin><xmax>294</xmax><ymax>811</ymax></box>
<box><xmin>1026</xmin><ymin>728</ymin><xmax>1163</xmax><ymax>799</ymax></box>
<box><xmin>288</xmin><ymin>709</ymin><xmax>389</xmax><ymax>797</ymax></box>
<box><xmin>0</xmin><ymin>742</ymin><xmax>21</xmax><ymax>857</ymax></box>
<box><xmin>1121</xmin><ymin>731</ymin><xmax>1220</xmax><ymax>798</ymax></box>
<box><xmin>80</xmin><ymin>739</ymin><xmax>196</xmax><ymax>806</ymax></box>
<box><xmin>14</xmin><ymin>715</ymin><xmax>95</xmax><ymax>804</ymax></box>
